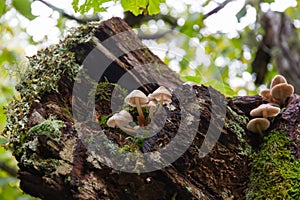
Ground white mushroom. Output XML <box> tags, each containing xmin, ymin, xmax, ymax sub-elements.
<box><xmin>259</xmin><ymin>89</ymin><xmax>271</xmax><ymax>100</ymax></box>
<box><xmin>147</xmin><ymin>100</ymin><xmax>157</xmax><ymax>120</ymax></box>
<box><xmin>107</xmin><ymin>110</ymin><xmax>137</xmax><ymax>134</ymax></box>
<box><xmin>270</xmin><ymin>75</ymin><xmax>287</xmax><ymax>88</ymax></box>
<box><xmin>270</xmin><ymin>83</ymin><xmax>294</xmax><ymax>106</ymax></box>
<box><xmin>124</xmin><ymin>90</ymin><xmax>148</xmax><ymax>126</ymax></box>
<box><xmin>247</xmin><ymin>118</ymin><xmax>270</xmax><ymax>138</ymax></box>
<box><xmin>250</xmin><ymin>104</ymin><xmax>280</xmax><ymax>118</ymax></box>
<box><xmin>148</xmin><ymin>86</ymin><xmax>172</xmax><ymax>108</ymax></box>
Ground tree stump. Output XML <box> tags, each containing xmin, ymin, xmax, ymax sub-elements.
<box><xmin>3</xmin><ymin>17</ymin><xmax>300</xmax><ymax>200</ymax></box>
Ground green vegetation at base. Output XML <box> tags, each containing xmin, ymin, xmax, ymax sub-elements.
<box><xmin>246</xmin><ymin>130</ymin><xmax>300</xmax><ymax>200</ymax></box>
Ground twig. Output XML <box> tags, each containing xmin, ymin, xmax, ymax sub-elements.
<box><xmin>35</xmin><ymin>0</ymin><xmax>100</xmax><ymax>24</ymax></box>
<box><xmin>124</xmin><ymin>12</ymin><xmax>177</xmax><ymax>28</ymax></box>
<box><xmin>124</xmin><ymin>12</ymin><xmax>177</xmax><ymax>39</ymax></box>
<box><xmin>0</xmin><ymin>160</ymin><xmax>17</xmax><ymax>177</ymax></box>
<box><xmin>203</xmin><ymin>0</ymin><xmax>235</xmax><ymax>19</ymax></box>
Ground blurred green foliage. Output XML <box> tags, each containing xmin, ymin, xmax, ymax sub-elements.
<box><xmin>12</xmin><ymin>0</ymin><xmax>36</xmax><ymax>20</ymax></box>
<box><xmin>0</xmin><ymin>146</ymin><xmax>37</xmax><ymax>200</ymax></box>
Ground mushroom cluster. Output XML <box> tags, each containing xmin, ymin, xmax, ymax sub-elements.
<box><xmin>259</xmin><ymin>75</ymin><xmax>294</xmax><ymax>106</ymax></box>
<box><xmin>106</xmin><ymin>86</ymin><xmax>172</xmax><ymax>134</ymax></box>
<box><xmin>247</xmin><ymin>75</ymin><xmax>294</xmax><ymax>137</ymax></box>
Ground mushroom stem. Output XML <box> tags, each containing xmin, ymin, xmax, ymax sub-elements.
<box><xmin>115</xmin><ymin>121</ymin><xmax>137</xmax><ymax>134</ymax></box>
<box><xmin>149</xmin><ymin>109</ymin><xmax>154</xmax><ymax>120</ymax></box>
<box><xmin>135</xmin><ymin>97</ymin><xmax>145</xmax><ymax>126</ymax></box>
<box><xmin>160</xmin><ymin>95</ymin><xmax>164</xmax><ymax>105</ymax></box>
<box><xmin>255</xmin><ymin>123</ymin><xmax>263</xmax><ymax>138</ymax></box>
<box><xmin>158</xmin><ymin>95</ymin><xmax>164</xmax><ymax>110</ymax></box>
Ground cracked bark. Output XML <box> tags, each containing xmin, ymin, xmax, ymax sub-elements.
<box><xmin>6</xmin><ymin>17</ymin><xmax>300</xmax><ymax>200</ymax></box>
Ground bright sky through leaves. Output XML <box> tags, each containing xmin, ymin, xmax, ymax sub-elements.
<box><xmin>16</xmin><ymin>0</ymin><xmax>295</xmax><ymax>56</ymax></box>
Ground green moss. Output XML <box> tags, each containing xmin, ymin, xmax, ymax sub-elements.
<box><xmin>227</xmin><ymin>106</ymin><xmax>248</xmax><ymax>125</ymax></box>
<box><xmin>119</xmin><ymin>136</ymin><xmax>146</xmax><ymax>153</ymax></box>
<box><xmin>246</xmin><ymin>130</ymin><xmax>300</xmax><ymax>199</ymax></box>
<box><xmin>94</xmin><ymin>79</ymin><xmax>128</xmax><ymax>113</ymax></box>
<box><xmin>225</xmin><ymin>106</ymin><xmax>252</xmax><ymax>156</ymax></box>
<box><xmin>60</xmin><ymin>107</ymin><xmax>72</xmax><ymax>116</ymax></box>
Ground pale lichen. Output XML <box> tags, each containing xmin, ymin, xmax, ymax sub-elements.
<box><xmin>54</xmin><ymin>137</ymin><xmax>77</xmax><ymax>175</ymax></box>
<box><xmin>3</xmin><ymin>22</ymin><xmax>102</xmax><ymax>152</ymax></box>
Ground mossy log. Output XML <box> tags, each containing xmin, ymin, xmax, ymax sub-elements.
<box><xmin>3</xmin><ymin>17</ymin><xmax>300</xmax><ymax>200</ymax></box>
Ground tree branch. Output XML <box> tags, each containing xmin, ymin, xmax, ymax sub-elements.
<box><xmin>0</xmin><ymin>160</ymin><xmax>17</xmax><ymax>177</ymax></box>
<box><xmin>203</xmin><ymin>0</ymin><xmax>235</xmax><ymax>19</ymax></box>
<box><xmin>35</xmin><ymin>0</ymin><xmax>100</xmax><ymax>24</ymax></box>
<box><xmin>124</xmin><ymin>11</ymin><xmax>177</xmax><ymax>28</ymax></box>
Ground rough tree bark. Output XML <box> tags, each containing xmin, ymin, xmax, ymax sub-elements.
<box><xmin>3</xmin><ymin>17</ymin><xmax>300</xmax><ymax>200</ymax></box>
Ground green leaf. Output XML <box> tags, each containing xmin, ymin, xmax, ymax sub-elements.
<box><xmin>72</xmin><ymin>0</ymin><xmax>80</xmax><ymax>11</ymax></box>
<box><xmin>235</xmin><ymin>6</ymin><xmax>247</xmax><ymax>22</ymax></box>
<box><xmin>261</xmin><ymin>0</ymin><xmax>275</xmax><ymax>3</ymax></box>
<box><xmin>0</xmin><ymin>48</ymin><xmax>17</xmax><ymax>64</ymax></box>
<box><xmin>0</xmin><ymin>0</ymin><xmax>6</xmax><ymax>17</ymax></box>
<box><xmin>182</xmin><ymin>76</ymin><xmax>202</xmax><ymax>83</ymax></box>
<box><xmin>0</xmin><ymin>137</ymin><xmax>9</xmax><ymax>145</ymax></box>
<box><xmin>12</xmin><ymin>0</ymin><xmax>36</xmax><ymax>20</ymax></box>
<box><xmin>203</xmin><ymin>80</ymin><xmax>235</xmax><ymax>97</ymax></box>
<box><xmin>121</xmin><ymin>0</ymin><xmax>148</xmax><ymax>16</ymax></box>
<box><xmin>148</xmin><ymin>0</ymin><xmax>164</xmax><ymax>15</ymax></box>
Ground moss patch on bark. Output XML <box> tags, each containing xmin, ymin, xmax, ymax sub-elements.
<box><xmin>246</xmin><ymin>130</ymin><xmax>300</xmax><ymax>199</ymax></box>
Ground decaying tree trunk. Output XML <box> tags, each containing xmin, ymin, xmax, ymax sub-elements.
<box><xmin>3</xmin><ymin>17</ymin><xmax>300</xmax><ymax>200</ymax></box>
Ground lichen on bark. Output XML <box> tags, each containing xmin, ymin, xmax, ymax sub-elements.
<box><xmin>3</xmin><ymin>21</ymin><xmax>102</xmax><ymax>153</ymax></box>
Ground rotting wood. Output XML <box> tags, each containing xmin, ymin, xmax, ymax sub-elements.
<box><xmin>3</xmin><ymin>17</ymin><xmax>300</xmax><ymax>200</ymax></box>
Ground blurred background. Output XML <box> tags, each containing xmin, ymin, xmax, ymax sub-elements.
<box><xmin>0</xmin><ymin>0</ymin><xmax>299</xmax><ymax>198</ymax></box>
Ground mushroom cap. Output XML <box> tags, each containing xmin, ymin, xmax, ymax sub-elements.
<box><xmin>247</xmin><ymin>118</ymin><xmax>270</xmax><ymax>133</ymax></box>
<box><xmin>148</xmin><ymin>86</ymin><xmax>172</xmax><ymax>104</ymax></box>
<box><xmin>270</xmin><ymin>83</ymin><xmax>294</xmax><ymax>101</ymax></box>
<box><xmin>106</xmin><ymin>110</ymin><xmax>133</xmax><ymax>127</ymax></box>
<box><xmin>259</xmin><ymin>89</ymin><xmax>271</xmax><ymax>99</ymax></box>
<box><xmin>270</xmin><ymin>75</ymin><xmax>287</xmax><ymax>88</ymax></box>
<box><xmin>250</xmin><ymin>104</ymin><xmax>280</xmax><ymax>118</ymax></box>
<box><xmin>124</xmin><ymin>90</ymin><xmax>148</xmax><ymax>107</ymax></box>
